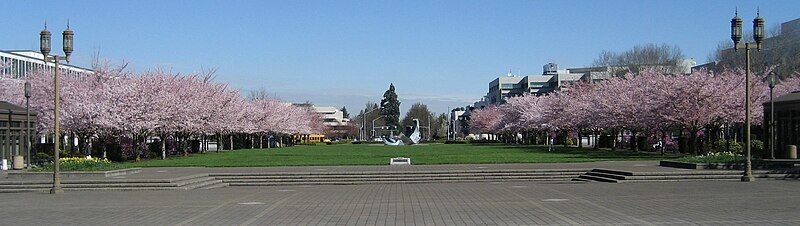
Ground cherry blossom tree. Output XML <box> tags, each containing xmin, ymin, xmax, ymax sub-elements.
<box><xmin>0</xmin><ymin>63</ymin><xmax>324</xmax><ymax>161</ymax></box>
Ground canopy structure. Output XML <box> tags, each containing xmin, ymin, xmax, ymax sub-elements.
<box><xmin>1</xmin><ymin>101</ymin><xmax>37</xmax><ymax>167</ymax></box>
<box><xmin>764</xmin><ymin>92</ymin><xmax>800</xmax><ymax>158</ymax></box>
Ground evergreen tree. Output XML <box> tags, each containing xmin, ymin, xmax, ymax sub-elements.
<box><xmin>380</xmin><ymin>83</ymin><xmax>401</xmax><ymax>129</ymax></box>
<box><xmin>433</xmin><ymin>113</ymin><xmax>449</xmax><ymax>139</ymax></box>
<box><xmin>340</xmin><ymin>106</ymin><xmax>349</xmax><ymax>118</ymax></box>
<box><xmin>401</xmin><ymin>103</ymin><xmax>436</xmax><ymax>139</ymax></box>
<box><xmin>401</xmin><ymin>103</ymin><xmax>432</xmax><ymax>130</ymax></box>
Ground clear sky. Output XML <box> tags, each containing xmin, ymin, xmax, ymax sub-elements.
<box><xmin>3</xmin><ymin>0</ymin><xmax>799</xmax><ymax>115</ymax></box>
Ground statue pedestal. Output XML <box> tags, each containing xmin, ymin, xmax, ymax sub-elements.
<box><xmin>390</xmin><ymin>157</ymin><xmax>411</xmax><ymax>165</ymax></box>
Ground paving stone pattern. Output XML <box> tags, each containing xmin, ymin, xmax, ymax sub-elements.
<box><xmin>1</xmin><ymin>180</ymin><xmax>798</xmax><ymax>225</ymax></box>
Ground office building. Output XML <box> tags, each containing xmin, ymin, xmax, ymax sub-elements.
<box><xmin>313</xmin><ymin>106</ymin><xmax>350</xmax><ymax>127</ymax></box>
<box><xmin>482</xmin><ymin>63</ymin><xmax>603</xmax><ymax>105</ymax></box>
<box><xmin>0</xmin><ymin>50</ymin><xmax>93</xmax><ymax>78</ymax></box>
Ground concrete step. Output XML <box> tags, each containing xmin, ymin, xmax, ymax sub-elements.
<box><xmin>0</xmin><ymin>186</ymin><xmax>184</xmax><ymax>193</ymax></box>
<box><xmin>625</xmin><ymin>174</ymin><xmax>743</xmax><ymax>180</ymax></box>
<box><xmin>195</xmin><ymin>181</ymin><xmax>229</xmax><ymax>190</ymax></box>
<box><xmin>227</xmin><ymin>178</ymin><xmax>570</xmax><ymax>186</ymax></box>
<box><xmin>184</xmin><ymin>179</ymin><xmax>227</xmax><ymax>190</ymax></box>
<box><xmin>0</xmin><ymin>188</ymin><xmax>50</xmax><ymax>193</ymax></box>
<box><xmin>578</xmin><ymin>174</ymin><xmax>620</xmax><ymax>183</ymax></box>
<box><xmin>220</xmin><ymin>175</ymin><xmax>577</xmax><ymax>183</ymax></box>
<box><xmin>571</xmin><ymin>178</ymin><xmax>593</xmax><ymax>182</ymax></box>
<box><xmin>584</xmin><ymin>172</ymin><xmax>627</xmax><ymax>180</ymax></box>
<box><xmin>213</xmin><ymin>172</ymin><xmax>583</xmax><ymax>180</ymax></box>
<box><xmin>620</xmin><ymin>179</ymin><xmax>742</xmax><ymax>183</ymax></box>
<box><xmin>0</xmin><ymin>179</ymin><xmax>174</xmax><ymax>185</ymax></box>
<box><xmin>173</xmin><ymin>176</ymin><xmax>216</xmax><ymax>186</ymax></box>
<box><xmin>209</xmin><ymin>169</ymin><xmax>590</xmax><ymax>176</ymax></box>
<box><xmin>0</xmin><ymin>182</ymin><xmax>177</xmax><ymax>189</ymax></box>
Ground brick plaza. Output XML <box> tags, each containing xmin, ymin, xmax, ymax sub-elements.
<box><xmin>1</xmin><ymin>180</ymin><xmax>798</xmax><ymax>225</ymax></box>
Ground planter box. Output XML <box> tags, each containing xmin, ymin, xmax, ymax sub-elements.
<box><xmin>660</xmin><ymin>160</ymin><xmax>795</xmax><ymax>170</ymax></box>
<box><xmin>660</xmin><ymin>160</ymin><xmax>744</xmax><ymax>170</ymax></box>
<box><xmin>2</xmin><ymin>168</ymin><xmax>141</xmax><ymax>180</ymax></box>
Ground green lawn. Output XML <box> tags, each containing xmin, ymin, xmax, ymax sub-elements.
<box><xmin>120</xmin><ymin>143</ymin><xmax>677</xmax><ymax>168</ymax></box>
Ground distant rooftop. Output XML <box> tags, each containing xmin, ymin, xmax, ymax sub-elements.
<box><xmin>0</xmin><ymin>49</ymin><xmax>94</xmax><ymax>72</ymax></box>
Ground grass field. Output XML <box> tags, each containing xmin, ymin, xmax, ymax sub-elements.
<box><xmin>120</xmin><ymin>143</ymin><xmax>677</xmax><ymax>168</ymax></box>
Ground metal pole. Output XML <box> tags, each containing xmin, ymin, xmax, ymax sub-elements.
<box><xmin>742</xmin><ymin>43</ymin><xmax>754</xmax><ymax>182</ymax></box>
<box><xmin>9</xmin><ymin>112</ymin><xmax>15</xmax><ymax>157</ymax></box>
<box><xmin>371</xmin><ymin>115</ymin><xmax>385</xmax><ymax>139</ymax></box>
<box><xmin>5</xmin><ymin>111</ymin><xmax>10</xmax><ymax>165</ymax></box>
<box><xmin>26</xmin><ymin>95</ymin><xmax>31</xmax><ymax>169</ymax></box>
<box><xmin>427</xmin><ymin>115</ymin><xmax>431</xmax><ymax>140</ymax></box>
<box><xmin>362</xmin><ymin>113</ymin><xmax>365</xmax><ymax>141</ymax></box>
<box><xmin>51</xmin><ymin>57</ymin><xmax>63</xmax><ymax>194</ymax></box>
<box><xmin>770</xmin><ymin>86</ymin><xmax>775</xmax><ymax>159</ymax></box>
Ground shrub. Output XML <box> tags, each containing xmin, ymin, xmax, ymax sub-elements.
<box><xmin>351</xmin><ymin>141</ymin><xmax>384</xmax><ymax>145</ymax></box>
<box><xmin>33</xmin><ymin>152</ymin><xmax>53</xmax><ymax>167</ymax></box>
<box><xmin>469</xmin><ymin>139</ymin><xmax>500</xmax><ymax>144</ymax></box>
<box><xmin>750</xmin><ymin>139</ymin><xmax>765</xmax><ymax>157</ymax></box>
<box><xmin>444</xmin><ymin>140</ymin><xmax>469</xmax><ymax>144</ymax></box>
<box><xmin>712</xmin><ymin>140</ymin><xmax>742</xmax><ymax>153</ymax></box>
<box><xmin>563</xmin><ymin>137</ymin><xmax>575</xmax><ymax>146</ymax></box>
<box><xmin>675</xmin><ymin>151</ymin><xmax>745</xmax><ymax>164</ymax></box>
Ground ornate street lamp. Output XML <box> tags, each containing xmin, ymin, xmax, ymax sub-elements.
<box><xmin>24</xmin><ymin>81</ymin><xmax>31</xmax><ymax>169</ymax></box>
<box><xmin>730</xmin><ymin>9</ymin><xmax>764</xmax><ymax>182</ymax></box>
<box><xmin>40</xmin><ymin>21</ymin><xmax>74</xmax><ymax>194</ymax></box>
<box><xmin>768</xmin><ymin>73</ymin><xmax>777</xmax><ymax>159</ymax></box>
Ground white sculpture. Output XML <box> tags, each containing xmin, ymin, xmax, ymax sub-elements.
<box><xmin>382</xmin><ymin>119</ymin><xmax>421</xmax><ymax>146</ymax></box>
<box><xmin>408</xmin><ymin>119</ymin><xmax>421</xmax><ymax>144</ymax></box>
<box><xmin>383</xmin><ymin>137</ymin><xmax>404</xmax><ymax>146</ymax></box>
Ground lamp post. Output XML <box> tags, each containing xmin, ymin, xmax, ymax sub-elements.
<box><xmin>372</xmin><ymin>115</ymin><xmax>386</xmax><ymax>139</ymax></box>
<box><xmin>24</xmin><ymin>81</ymin><xmax>31</xmax><ymax>169</ymax></box>
<box><xmin>361</xmin><ymin>107</ymin><xmax>383</xmax><ymax>140</ymax></box>
<box><xmin>730</xmin><ymin>9</ymin><xmax>764</xmax><ymax>182</ymax></box>
<box><xmin>768</xmin><ymin>73</ymin><xmax>777</xmax><ymax>159</ymax></box>
<box><xmin>427</xmin><ymin>114</ymin><xmax>431</xmax><ymax>141</ymax></box>
<box><xmin>40</xmin><ymin>21</ymin><xmax>74</xmax><ymax>194</ymax></box>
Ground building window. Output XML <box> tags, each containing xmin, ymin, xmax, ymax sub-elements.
<box><xmin>530</xmin><ymin>82</ymin><xmax>548</xmax><ymax>88</ymax></box>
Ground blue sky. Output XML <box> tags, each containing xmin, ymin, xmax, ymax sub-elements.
<box><xmin>3</xmin><ymin>0</ymin><xmax>799</xmax><ymax>114</ymax></box>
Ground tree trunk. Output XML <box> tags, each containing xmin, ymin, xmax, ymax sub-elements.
<box><xmin>690</xmin><ymin>130</ymin><xmax>698</xmax><ymax>155</ymax></box>
<box><xmin>230</xmin><ymin>135</ymin><xmax>234</xmax><ymax>151</ymax></box>
<box><xmin>133</xmin><ymin>133</ymin><xmax>141</xmax><ymax>161</ymax></box>
<box><xmin>161</xmin><ymin>134</ymin><xmax>166</xmax><ymax>159</ymax></box>
<box><xmin>611</xmin><ymin>131</ymin><xmax>617</xmax><ymax>151</ymax></box>
<box><xmin>183</xmin><ymin>135</ymin><xmax>190</xmax><ymax>157</ymax></box>
<box><xmin>259</xmin><ymin>135</ymin><xmax>263</xmax><ymax>149</ymax></box>
<box><xmin>661</xmin><ymin>130</ymin><xmax>667</xmax><ymax>155</ymax></box>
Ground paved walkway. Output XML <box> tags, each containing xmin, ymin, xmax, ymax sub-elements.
<box><xmin>1</xmin><ymin>180</ymin><xmax>797</xmax><ymax>225</ymax></box>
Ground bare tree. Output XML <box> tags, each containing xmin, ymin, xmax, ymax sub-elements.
<box><xmin>248</xmin><ymin>88</ymin><xmax>270</xmax><ymax>101</ymax></box>
<box><xmin>593</xmin><ymin>43</ymin><xmax>686</xmax><ymax>76</ymax></box>
<box><xmin>710</xmin><ymin>24</ymin><xmax>800</xmax><ymax>77</ymax></box>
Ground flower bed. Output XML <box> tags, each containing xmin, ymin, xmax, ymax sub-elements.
<box><xmin>36</xmin><ymin>157</ymin><xmax>121</xmax><ymax>171</ymax></box>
